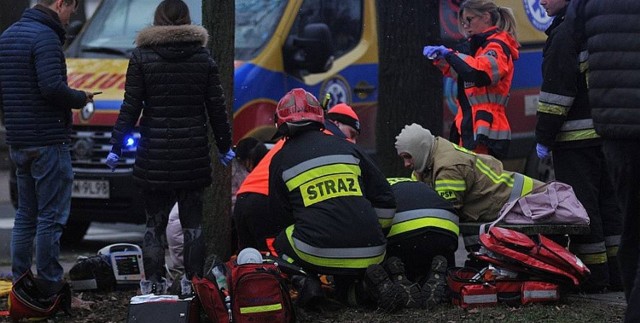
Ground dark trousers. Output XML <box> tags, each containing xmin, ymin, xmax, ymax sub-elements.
<box><xmin>141</xmin><ymin>188</ymin><xmax>204</xmax><ymax>281</ymax></box>
<box><xmin>553</xmin><ymin>146</ymin><xmax>623</xmax><ymax>288</ymax></box>
<box><xmin>602</xmin><ymin>140</ymin><xmax>640</xmax><ymax>323</ymax></box>
<box><xmin>386</xmin><ymin>230</ymin><xmax>458</xmax><ymax>283</ymax></box>
<box><xmin>233</xmin><ymin>192</ymin><xmax>280</xmax><ymax>252</ymax></box>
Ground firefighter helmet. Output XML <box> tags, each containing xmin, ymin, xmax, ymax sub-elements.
<box><xmin>275</xmin><ymin>88</ymin><xmax>324</xmax><ymax>127</ymax></box>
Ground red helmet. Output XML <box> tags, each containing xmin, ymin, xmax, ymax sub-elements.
<box><xmin>275</xmin><ymin>88</ymin><xmax>324</xmax><ymax>127</ymax></box>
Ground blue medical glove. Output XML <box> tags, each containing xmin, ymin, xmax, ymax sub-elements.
<box><xmin>422</xmin><ymin>45</ymin><xmax>452</xmax><ymax>59</ymax></box>
<box><xmin>218</xmin><ymin>149</ymin><xmax>235</xmax><ymax>167</ymax></box>
<box><xmin>536</xmin><ymin>143</ymin><xmax>550</xmax><ymax>160</ymax></box>
<box><xmin>105</xmin><ymin>152</ymin><xmax>119</xmax><ymax>171</ymax></box>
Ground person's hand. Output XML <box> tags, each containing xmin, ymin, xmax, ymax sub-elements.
<box><xmin>536</xmin><ymin>143</ymin><xmax>550</xmax><ymax>160</ymax></box>
<box><xmin>423</xmin><ymin>45</ymin><xmax>452</xmax><ymax>59</ymax></box>
<box><xmin>105</xmin><ymin>152</ymin><xmax>119</xmax><ymax>171</ymax></box>
<box><xmin>84</xmin><ymin>91</ymin><xmax>94</xmax><ymax>104</ymax></box>
<box><xmin>218</xmin><ymin>149</ymin><xmax>235</xmax><ymax>167</ymax></box>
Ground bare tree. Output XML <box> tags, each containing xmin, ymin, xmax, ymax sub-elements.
<box><xmin>0</xmin><ymin>0</ymin><xmax>29</xmax><ymax>33</ymax></box>
<box><xmin>376</xmin><ymin>0</ymin><xmax>443</xmax><ymax>176</ymax></box>
<box><xmin>202</xmin><ymin>0</ymin><xmax>235</xmax><ymax>260</ymax></box>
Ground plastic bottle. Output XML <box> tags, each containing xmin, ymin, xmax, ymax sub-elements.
<box><xmin>212</xmin><ymin>265</ymin><xmax>232</xmax><ymax>321</ymax></box>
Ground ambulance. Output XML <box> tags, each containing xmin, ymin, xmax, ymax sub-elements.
<box><xmin>17</xmin><ymin>0</ymin><xmax>549</xmax><ymax>241</ymax></box>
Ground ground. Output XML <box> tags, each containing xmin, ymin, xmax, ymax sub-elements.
<box><xmin>0</xmin><ymin>289</ymin><xmax>625</xmax><ymax>322</ymax></box>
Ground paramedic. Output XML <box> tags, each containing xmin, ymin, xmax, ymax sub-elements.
<box><xmin>423</xmin><ymin>0</ymin><xmax>519</xmax><ymax>159</ymax></box>
<box><xmin>537</xmin><ymin>0</ymin><xmax>622</xmax><ymax>293</ymax></box>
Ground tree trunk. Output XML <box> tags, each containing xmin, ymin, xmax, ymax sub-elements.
<box><xmin>376</xmin><ymin>0</ymin><xmax>443</xmax><ymax>176</ymax></box>
<box><xmin>202</xmin><ymin>0</ymin><xmax>235</xmax><ymax>261</ymax></box>
<box><xmin>0</xmin><ymin>0</ymin><xmax>29</xmax><ymax>33</ymax></box>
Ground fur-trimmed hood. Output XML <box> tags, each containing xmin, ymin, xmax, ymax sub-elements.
<box><xmin>135</xmin><ymin>24</ymin><xmax>209</xmax><ymax>48</ymax></box>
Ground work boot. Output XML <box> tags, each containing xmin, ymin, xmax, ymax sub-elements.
<box><xmin>364</xmin><ymin>264</ymin><xmax>406</xmax><ymax>313</ymax></box>
<box><xmin>291</xmin><ymin>275</ymin><xmax>325</xmax><ymax>308</ymax></box>
<box><xmin>383</xmin><ymin>257</ymin><xmax>426</xmax><ymax>308</ymax></box>
<box><xmin>422</xmin><ymin>256</ymin><xmax>448</xmax><ymax>307</ymax></box>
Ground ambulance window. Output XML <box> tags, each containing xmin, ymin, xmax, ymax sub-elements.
<box><xmin>291</xmin><ymin>0</ymin><xmax>363</xmax><ymax>58</ymax></box>
<box><xmin>235</xmin><ymin>0</ymin><xmax>288</xmax><ymax>60</ymax></box>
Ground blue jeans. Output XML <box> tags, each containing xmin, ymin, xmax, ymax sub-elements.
<box><xmin>10</xmin><ymin>144</ymin><xmax>73</xmax><ymax>284</ymax></box>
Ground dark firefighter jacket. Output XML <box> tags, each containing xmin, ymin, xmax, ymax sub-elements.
<box><xmin>269</xmin><ymin>129</ymin><xmax>396</xmax><ymax>269</ymax></box>
<box><xmin>536</xmin><ymin>7</ymin><xmax>599</xmax><ymax>149</ymax></box>
<box><xmin>387</xmin><ymin>178</ymin><xmax>459</xmax><ymax>243</ymax></box>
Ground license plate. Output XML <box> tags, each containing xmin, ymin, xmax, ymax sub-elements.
<box><xmin>72</xmin><ymin>179</ymin><xmax>109</xmax><ymax>199</ymax></box>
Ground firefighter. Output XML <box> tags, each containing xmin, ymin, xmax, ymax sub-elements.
<box><xmin>268</xmin><ymin>88</ymin><xmax>403</xmax><ymax>311</ymax></box>
<box><xmin>326</xmin><ymin>103</ymin><xmax>361</xmax><ymax>143</ymax></box>
<box><xmin>423</xmin><ymin>0</ymin><xmax>519</xmax><ymax>159</ymax></box>
<box><xmin>395</xmin><ymin>123</ymin><xmax>544</xmax><ymax>251</ymax></box>
<box><xmin>386</xmin><ymin>177</ymin><xmax>459</xmax><ymax>307</ymax></box>
<box><xmin>536</xmin><ymin>0</ymin><xmax>622</xmax><ymax>293</ymax></box>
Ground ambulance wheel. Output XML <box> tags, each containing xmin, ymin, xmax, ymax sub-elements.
<box><xmin>62</xmin><ymin>220</ymin><xmax>90</xmax><ymax>244</ymax></box>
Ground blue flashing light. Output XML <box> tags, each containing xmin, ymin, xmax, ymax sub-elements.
<box><xmin>124</xmin><ymin>136</ymin><xmax>137</xmax><ymax>150</ymax></box>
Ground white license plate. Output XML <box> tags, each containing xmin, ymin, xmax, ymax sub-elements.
<box><xmin>72</xmin><ymin>180</ymin><xmax>109</xmax><ymax>199</ymax></box>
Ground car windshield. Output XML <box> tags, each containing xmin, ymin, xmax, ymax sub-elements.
<box><xmin>77</xmin><ymin>0</ymin><xmax>286</xmax><ymax>60</ymax></box>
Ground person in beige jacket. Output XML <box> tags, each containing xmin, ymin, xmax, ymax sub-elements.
<box><xmin>394</xmin><ymin>123</ymin><xmax>543</xmax><ymax>223</ymax></box>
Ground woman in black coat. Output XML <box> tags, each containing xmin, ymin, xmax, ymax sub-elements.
<box><xmin>107</xmin><ymin>0</ymin><xmax>233</xmax><ymax>294</ymax></box>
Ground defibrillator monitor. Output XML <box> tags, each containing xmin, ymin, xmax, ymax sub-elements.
<box><xmin>98</xmin><ymin>243</ymin><xmax>145</xmax><ymax>284</ymax></box>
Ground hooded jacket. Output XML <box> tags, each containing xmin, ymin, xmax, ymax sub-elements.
<box><xmin>0</xmin><ymin>6</ymin><xmax>87</xmax><ymax>147</ymax></box>
<box><xmin>110</xmin><ymin>24</ymin><xmax>231</xmax><ymax>189</ymax></box>
<box><xmin>436</xmin><ymin>27</ymin><xmax>520</xmax><ymax>158</ymax></box>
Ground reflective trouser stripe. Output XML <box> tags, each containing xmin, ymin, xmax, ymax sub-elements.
<box><xmin>239</xmin><ymin>304</ymin><xmax>283</xmax><ymax>314</ymax></box>
<box><xmin>285</xmin><ymin>226</ymin><xmax>385</xmax><ymax>269</ymax></box>
<box><xmin>572</xmin><ymin>241</ymin><xmax>607</xmax><ymax>264</ymax></box>
<box><xmin>388</xmin><ymin>217</ymin><xmax>460</xmax><ymax>238</ymax></box>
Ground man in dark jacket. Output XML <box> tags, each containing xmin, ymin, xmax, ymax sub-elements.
<box><xmin>537</xmin><ymin>0</ymin><xmax>622</xmax><ymax>293</ymax></box>
<box><xmin>0</xmin><ymin>0</ymin><xmax>92</xmax><ymax>299</ymax></box>
<box><xmin>106</xmin><ymin>0</ymin><xmax>232</xmax><ymax>295</ymax></box>
<box><xmin>566</xmin><ymin>0</ymin><xmax>640</xmax><ymax>320</ymax></box>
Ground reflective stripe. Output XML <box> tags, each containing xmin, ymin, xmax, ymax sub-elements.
<box><xmin>579</xmin><ymin>50</ymin><xmax>588</xmax><ymax>63</ymax></box>
<box><xmin>555</xmin><ymin>129</ymin><xmax>600</xmax><ymax>142</ymax></box>
<box><xmin>388</xmin><ymin>217</ymin><xmax>460</xmax><ymax>237</ymax></box>
<box><xmin>508</xmin><ymin>173</ymin><xmax>535</xmax><ymax>202</ymax></box>
<box><xmin>475</xmin><ymin>159</ymin><xmax>514</xmax><ymax>187</ymax></box>
<box><xmin>522</xmin><ymin>290</ymin><xmax>558</xmax><ymax>300</ymax></box>
<box><xmin>539</xmin><ymin>91</ymin><xmax>574</xmax><ymax>110</ymax></box>
<box><xmin>560</xmin><ymin>119</ymin><xmax>594</xmax><ymax>131</ymax></box>
<box><xmin>285</xmin><ymin>226</ymin><xmax>385</xmax><ymax>269</ymax></box>
<box><xmin>284</xmin><ymin>163</ymin><xmax>361</xmax><ymax>191</ymax></box>
<box><xmin>607</xmin><ymin>246</ymin><xmax>619</xmax><ymax>258</ymax></box>
<box><xmin>486</xmin><ymin>55</ymin><xmax>500</xmax><ymax>85</ymax></box>
<box><xmin>577</xmin><ymin>252</ymin><xmax>608</xmax><ymax>265</ymax></box>
<box><xmin>376</xmin><ymin>207</ymin><xmax>396</xmax><ymax>229</ymax></box>
<box><xmin>282</xmin><ymin>155</ymin><xmax>360</xmax><ymax>182</ymax></box>
<box><xmin>467</xmin><ymin>93</ymin><xmax>509</xmax><ymax>106</ymax></box>
<box><xmin>393</xmin><ymin>208</ymin><xmax>459</xmax><ymax>225</ymax></box>
<box><xmin>605</xmin><ymin>235</ymin><xmax>621</xmax><ymax>246</ymax></box>
<box><xmin>239</xmin><ymin>303</ymin><xmax>283</xmax><ymax>314</ymax></box>
<box><xmin>435</xmin><ymin>179</ymin><xmax>466</xmax><ymax>191</ymax></box>
<box><xmin>475</xmin><ymin>126</ymin><xmax>512</xmax><ymax>140</ymax></box>
<box><xmin>463</xmin><ymin>293</ymin><xmax>497</xmax><ymax>304</ymax></box>
<box><xmin>572</xmin><ymin>241</ymin><xmax>606</xmax><ymax>254</ymax></box>
<box><xmin>537</xmin><ymin>102</ymin><xmax>568</xmax><ymax>116</ymax></box>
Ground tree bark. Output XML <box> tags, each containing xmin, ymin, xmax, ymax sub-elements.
<box><xmin>376</xmin><ymin>0</ymin><xmax>443</xmax><ymax>176</ymax></box>
<box><xmin>202</xmin><ymin>0</ymin><xmax>235</xmax><ymax>261</ymax></box>
<box><xmin>0</xmin><ymin>0</ymin><xmax>29</xmax><ymax>33</ymax></box>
